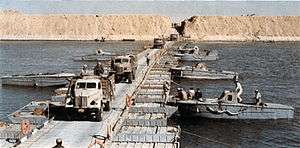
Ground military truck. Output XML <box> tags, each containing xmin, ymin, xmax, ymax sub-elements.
<box><xmin>110</xmin><ymin>55</ymin><xmax>137</xmax><ymax>83</ymax></box>
<box><xmin>62</xmin><ymin>75</ymin><xmax>115</xmax><ymax>121</ymax></box>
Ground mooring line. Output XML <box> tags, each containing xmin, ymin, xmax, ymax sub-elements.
<box><xmin>181</xmin><ymin>130</ymin><xmax>231</xmax><ymax>147</ymax></box>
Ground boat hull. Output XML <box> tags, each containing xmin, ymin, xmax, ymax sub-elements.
<box><xmin>175</xmin><ymin>50</ymin><xmax>219</xmax><ymax>62</ymax></box>
<box><xmin>170</xmin><ymin>67</ymin><xmax>236</xmax><ymax>80</ymax></box>
<box><xmin>1</xmin><ymin>73</ymin><xmax>75</xmax><ymax>87</ymax></box>
<box><xmin>177</xmin><ymin>100</ymin><xmax>294</xmax><ymax>120</ymax></box>
<box><xmin>73</xmin><ymin>54</ymin><xmax>116</xmax><ymax>61</ymax></box>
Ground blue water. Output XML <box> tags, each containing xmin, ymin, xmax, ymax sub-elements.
<box><xmin>1</xmin><ymin>1</ymin><xmax>300</xmax><ymax>22</ymax></box>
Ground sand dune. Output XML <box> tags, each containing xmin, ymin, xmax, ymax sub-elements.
<box><xmin>180</xmin><ymin>16</ymin><xmax>300</xmax><ymax>41</ymax></box>
<box><xmin>1</xmin><ymin>11</ymin><xmax>299</xmax><ymax>41</ymax></box>
<box><xmin>0</xmin><ymin>10</ymin><xmax>172</xmax><ymax>40</ymax></box>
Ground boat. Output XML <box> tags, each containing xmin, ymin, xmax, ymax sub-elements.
<box><xmin>1</xmin><ymin>72</ymin><xmax>75</xmax><ymax>87</ymax></box>
<box><xmin>174</xmin><ymin>45</ymin><xmax>218</xmax><ymax>61</ymax></box>
<box><xmin>73</xmin><ymin>49</ymin><xmax>117</xmax><ymax>61</ymax></box>
<box><xmin>170</xmin><ymin>65</ymin><xmax>237</xmax><ymax>80</ymax></box>
<box><xmin>175</xmin><ymin>91</ymin><xmax>294</xmax><ymax>120</ymax></box>
<box><xmin>8</xmin><ymin>101</ymin><xmax>49</xmax><ymax>125</ymax></box>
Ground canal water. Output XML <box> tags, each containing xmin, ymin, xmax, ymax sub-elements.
<box><xmin>0</xmin><ymin>41</ymin><xmax>299</xmax><ymax>147</ymax></box>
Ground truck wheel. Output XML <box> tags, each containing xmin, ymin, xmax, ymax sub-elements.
<box><xmin>132</xmin><ymin>71</ymin><xmax>136</xmax><ymax>80</ymax></box>
<box><xmin>104</xmin><ymin>101</ymin><xmax>111</xmax><ymax>111</ymax></box>
<box><xmin>95</xmin><ymin>111</ymin><xmax>102</xmax><ymax>122</ymax></box>
<box><xmin>115</xmin><ymin>75</ymin><xmax>120</xmax><ymax>83</ymax></box>
<box><xmin>128</xmin><ymin>73</ymin><xmax>133</xmax><ymax>83</ymax></box>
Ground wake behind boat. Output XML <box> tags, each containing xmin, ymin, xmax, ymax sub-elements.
<box><xmin>1</xmin><ymin>72</ymin><xmax>75</xmax><ymax>87</ymax></box>
<box><xmin>170</xmin><ymin>64</ymin><xmax>237</xmax><ymax>80</ymax></box>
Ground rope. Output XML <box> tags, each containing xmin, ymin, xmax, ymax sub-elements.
<box><xmin>182</xmin><ymin>130</ymin><xmax>231</xmax><ymax>147</ymax></box>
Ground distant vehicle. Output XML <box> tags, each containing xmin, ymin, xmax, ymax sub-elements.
<box><xmin>175</xmin><ymin>91</ymin><xmax>294</xmax><ymax>120</ymax></box>
<box><xmin>53</xmin><ymin>75</ymin><xmax>115</xmax><ymax>121</ymax></box>
<box><xmin>110</xmin><ymin>55</ymin><xmax>137</xmax><ymax>83</ymax></box>
<box><xmin>1</xmin><ymin>72</ymin><xmax>75</xmax><ymax>87</ymax></box>
<box><xmin>153</xmin><ymin>38</ymin><xmax>165</xmax><ymax>49</ymax></box>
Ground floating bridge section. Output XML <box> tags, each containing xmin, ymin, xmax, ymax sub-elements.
<box><xmin>1</xmin><ymin>42</ymin><xmax>180</xmax><ymax>148</ymax></box>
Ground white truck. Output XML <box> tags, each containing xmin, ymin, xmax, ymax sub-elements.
<box><xmin>62</xmin><ymin>75</ymin><xmax>115</xmax><ymax>121</ymax></box>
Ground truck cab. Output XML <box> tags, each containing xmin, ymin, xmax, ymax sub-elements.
<box><xmin>65</xmin><ymin>75</ymin><xmax>115</xmax><ymax>121</ymax></box>
<box><xmin>74</xmin><ymin>79</ymin><xmax>102</xmax><ymax>109</ymax></box>
<box><xmin>111</xmin><ymin>55</ymin><xmax>137</xmax><ymax>83</ymax></box>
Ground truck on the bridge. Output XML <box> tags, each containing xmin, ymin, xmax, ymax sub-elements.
<box><xmin>110</xmin><ymin>55</ymin><xmax>137</xmax><ymax>83</ymax></box>
<box><xmin>60</xmin><ymin>75</ymin><xmax>115</xmax><ymax>121</ymax></box>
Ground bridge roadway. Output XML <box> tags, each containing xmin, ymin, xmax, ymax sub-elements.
<box><xmin>17</xmin><ymin>48</ymin><xmax>161</xmax><ymax>148</ymax></box>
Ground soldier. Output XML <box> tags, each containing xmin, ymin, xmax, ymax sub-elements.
<box><xmin>254</xmin><ymin>89</ymin><xmax>262</xmax><ymax>106</ymax></box>
<box><xmin>53</xmin><ymin>138</ymin><xmax>64</xmax><ymax>148</ymax></box>
<box><xmin>94</xmin><ymin>62</ymin><xmax>104</xmax><ymax>76</ymax></box>
<box><xmin>234</xmin><ymin>79</ymin><xmax>243</xmax><ymax>103</ymax></box>
<box><xmin>162</xmin><ymin>81</ymin><xmax>170</xmax><ymax>103</ymax></box>
<box><xmin>80</xmin><ymin>64</ymin><xmax>88</xmax><ymax>77</ymax></box>
<box><xmin>181</xmin><ymin>88</ymin><xmax>188</xmax><ymax>100</ymax></box>
<box><xmin>194</xmin><ymin>88</ymin><xmax>203</xmax><ymax>100</ymax></box>
<box><xmin>188</xmin><ymin>88</ymin><xmax>195</xmax><ymax>100</ymax></box>
<box><xmin>146</xmin><ymin>53</ymin><xmax>150</xmax><ymax>66</ymax></box>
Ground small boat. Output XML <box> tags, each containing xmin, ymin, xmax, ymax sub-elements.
<box><xmin>1</xmin><ymin>72</ymin><xmax>75</xmax><ymax>87</ymax></box>
<box><xmin>175</xmin><ymin>91</ymin><xmax>294</xmax><ymax>120</ymax></box>
<box><xmin>73</xmin><ymin>49</ymin><xmax>117</xmax><ymax>61</ymax></box>
<box><xmin>174</xmin><ymin>45</ymin><xmax>218</xmax><ymax>61</ymax></box>
<box><xmin>8</xmin><ymin>101</ymin><xmax>49</xmax><ymax>125</ymax></box>
<box><xmin>170</xmin><ymin>65</ymin><xmax>237</xmax><ymax>80</ymax></box>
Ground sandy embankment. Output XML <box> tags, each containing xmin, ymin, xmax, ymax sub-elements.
<box><xmin>1</xmin><ymin>10</ymin><xmax>300</xmax><ymax>41</ymax></box>
<box><xmin>180</xmin><ymin>16</ymin><xmax>300</xmax><ymax>41</ymax></box>
<box><xmin>0</xmin><ymin>10</ymin><xmax>172</xmax><ymax>40</ymax></box>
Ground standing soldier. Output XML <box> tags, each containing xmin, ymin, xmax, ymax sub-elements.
<box><xmin>234</xmin><ymin>79</ymin><xmax>243</xmax><ymax>103</ymax></box>
<box><xmin>254</xmin><ymin>89</ymin><xmax>262</xmax><ymax>106</ymax></box>
<box><xmin>162</xmin><ymin>81</ymin><xmax>170</xmax><ymax>103</ymax></box>
<box><xmin>80</xmin><ymin>64</ymin><xmax>88</xmax><ymax>77</ymax></box>
<box><xmin>94</xmin><ymin>62</ymin><xmax>104</xmax><ymax>76</ymax></box>
<box><xmin>53</xmin><ymin>138</ymin><xmax>64</xmax><ymax>148</ymax></box>
<box><xmin>146</xmin><ymin>53</ymin><xmax>150</xmax><ymax>66</ymax></box>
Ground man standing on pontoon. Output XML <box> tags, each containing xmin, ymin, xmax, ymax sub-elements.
<box><xmin>234</xmin><ymin>79</ymin><xmax>243</xmax><ymax>103</ymax></box>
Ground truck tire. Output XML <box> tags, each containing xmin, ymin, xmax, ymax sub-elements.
<box><xmin>95</xmin><ymin>111</ymin><xmax>102</xmax><ymax>122</ymax></box>
<box><xmin>128</xmin><ymin>73</ymin><xmax>133</xmax><ymax>83</ymax></box>
<box><xmin>103</xmin><ymin>101</ymin><xmax>111</xmax><ymax>111</ymax></box>
<box><xmin>132</xmin><ymin>71</ymin><xmax>136</xmax><ymax>80</ymax></box>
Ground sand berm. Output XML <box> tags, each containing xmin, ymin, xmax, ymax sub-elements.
<box><xmin>1</xmin><ymin>10</ymin><xmax>299</xmax><ymax>41</ymax></box>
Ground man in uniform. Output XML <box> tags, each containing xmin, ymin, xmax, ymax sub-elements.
<box><xmin>194</xmin><ymin>88</ymin><xmax>203</xmax><ymax>101</ymax></box>
<box><xmin>94</xmin><ymin>62</ymin><xmax>104</xmax><ymax>76</ymax></box>
<box><xmin>162</xmin><ymin>81</ymin><xmax>170</xmax><ymax>103</ymax></box>
<box><xmin>234</xmin><ymin>79</ymin><xmax>243</xmax><ymax>103</ymax></box>
<box><xmin>188</xmin><ymin>88</ymin><xmax>195</xmax><ymax>100</ymax></box>
<box><xmin>80</xmin><ymin>64</ymin><xmax>88</xmax><ymax>77</ymax></box>
<box><xmin>254</xmin><ymin>89</ymin><xmax>262</xmax><ymax>106</ymax></box>
<box><xmin>53</xmin><ymin>138</ymin><xmax>64</xmax><ymax>148</ymax></box>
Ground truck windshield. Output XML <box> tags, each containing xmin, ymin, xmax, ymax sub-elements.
<box><xmin>115</xmin><ymin>59</ymin><xmax>122</xmax><ymax>63</ymax></box>
<box><xmin>122</xmin><ymin>59</ymin><xmax>129</xmax><ymax>63</ymax></box>
<box><xmin>76</xmin><ymin>82</ymin><xmax>86</xmax><ymax>88</ymax></box>
<box><xmin>87</xmin><ymin>83</ymin><xmax>97</xmax><ymax>88</ymax></box>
